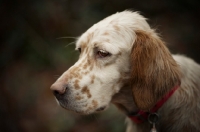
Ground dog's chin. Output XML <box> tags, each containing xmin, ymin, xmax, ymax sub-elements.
<box><xmin>59</xmin><ymin>102</ymin><xmax>108</xmax><ymax>115</ymax></box>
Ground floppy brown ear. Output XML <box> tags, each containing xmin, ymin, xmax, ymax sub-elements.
<box><xmin>130</xmin><ymin>30</ymin><xmax>181</xmax><ymax>111</ymax></box>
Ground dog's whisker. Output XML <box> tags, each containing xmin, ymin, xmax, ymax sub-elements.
<box><xmin>65</xmin><ymin>41</ymin><xmax>76</xmax><ymax>48</ymax></box>
<box><xmin>56</xmin><ymin>36</ymin><xmax>78</xmax><ymax>40</ymax></box>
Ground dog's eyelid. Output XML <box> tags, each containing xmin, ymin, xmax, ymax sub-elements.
<box><xmin>97</xmin><ymin>49</ymin><xmax>111</xmax><ymax>58</ymax></box>
<box><xmin>99</xmin><ymin>49</ymin><xmax>108</xmax><ymax>54</ymax></box>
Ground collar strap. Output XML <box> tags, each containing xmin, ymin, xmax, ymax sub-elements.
<box><xmin>129</xmin><ymin>84</ymin><xmax>180</xmax><ymax>124</ymax></box>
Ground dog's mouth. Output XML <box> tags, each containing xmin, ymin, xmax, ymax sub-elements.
<box><xmin>60</xmin><ymin>102</ymin><xmax>108</xmax><ymax>114</ymax></box>
<box><xmin>58</xmin><ymin>99</ymin><xmax>108</xmax><ymax>114</ymax></box>
<box><xmin>96</xmin><ymin>106</ymin><xmax>106</xmax><ymax>112</ymax></box>
<box><xmin>59</xmin><ymin>103</ymin><xmax>86</xmax><ymax>114</ymax></box>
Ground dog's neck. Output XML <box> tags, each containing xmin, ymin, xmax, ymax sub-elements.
<box><xmin>112</xmin><ymin>82</ymin><xmax>180</xmax><ymax>125</ymax></box>
<box><xmin>111</xmin><ymin>84</ymin><xmax>138</xmax><ymax>115</ymax></box>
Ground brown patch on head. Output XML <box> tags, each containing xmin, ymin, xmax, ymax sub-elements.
<box><xmin>73</xmin><ymin>72</ymin><xmax>80</xmax><ymax>78</ymax></box>
<box><xmin>90</xmin><ymin>75</ymin><xmax>95</xmax><ymax>84</ymax></box>
<box><xmin>81</xmin><ymin>86</ymin><xmax>92</xmax><ymax>98</ymax></box>
<box><xmin>103</xmin><ymin>32</ymin><xmax>109</xmax><ymax>36</ymax></box>
<box><xmin>83</xmin><ymin>63</ymin><xmax>88</xmax><ymax>69</ymax></box>
<box><xmin>130</xmin><ymin>30</ymin><xmax>181</xmax><ymax>111</ymax></box>
<box><xmin>85</xmin><ymin>47</ymin><xmax>89</xmax><ymax>54</ymax></box>
<box><xmin>86</xmin><ymin>100</ymin><xmax>98</xmax><ymax>112</ymax></box>
<box><xmin>113</xmin><ymin>25</ymin><xmax>120</xmax><ymax>31</ymax></box>
<box><xmin>89</xmin><ymin>64</ymin><xmax>94</xmax><ymax>71</ymax></box>
<box><xmin>69</xmin><ymin>66</ymin><xmax>83</xmax><ymax>79</ymax></box>
<box><xmin>86</xmin><ymin>106</ymin><xmax>93</xmax><ymax>112</ymax></box>
<box><xmin>78</xmin><ymin>75</ymin><xmax>82</xmax><ymax>80</ymax></box>
<box><xmin>74</xmin><ymin>79</ymin><xmax>80</xmax><ymax>90</ymax></box>
<box><xmin>68</xmin><ymin>73</ymin><xmax>73</xmax><ymax>79</ymax></box>
<box><xmin>92</xmin><ymin>100</ymin><xmax>98</xmax><ymax>108</ymax></box>
<box><xmin>79</xmin><ymin>58</ymin><xmax>86</xmax><ymax>66</ymax></box>
<box><xmin>82</xmin><ymin>57</ymin><xmax>94</xmax><ymax>73</ymax></box>
<box><xmin>83</xmin><ymin>71</ymin><xmax>89</xmax><ymax>75</ymax></box>
<box><xmin>75</xmin><ymin>95</ymin><xmax>83</xmax><ymax>100</ymax></box>
<box><xmin>69</xmin><ymin>66</ymin><xmax>79</xmax><ymax>74</ymax></box>
<box><xmin>87</xmin><ymin>58</ymin><xmax>91</xmax><ymax>65</ymax></box>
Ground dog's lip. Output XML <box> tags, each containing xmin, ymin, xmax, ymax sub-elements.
<box><xmin>96</xmin><ymin>106</ymin><xmax>106</xmax><ymax>112</ymax></box>
<box><xmin>58</xmin><ymin>99</ymin><xmax>107</xmax><ymax>114</ymax></box>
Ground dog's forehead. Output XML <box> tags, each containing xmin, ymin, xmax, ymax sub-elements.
<box><xmin>76</xmin><ymin>11</ymin><xmax>150</xmax><ymax>50</ymax></box>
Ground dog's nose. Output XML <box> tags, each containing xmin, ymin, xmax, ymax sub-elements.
<box><xmin>50</xmin><ymin>82</ymin><xmax>67</xmax><ymax>95</ymax></box>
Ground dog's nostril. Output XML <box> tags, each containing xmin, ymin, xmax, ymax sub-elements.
<box><xmin>50</xmin><ymin>83</ymin><xmax>67</xmax><ymax>95</ymax></box>
<box><xmin>53</xmin><ymin>90</ymin><xmax>60</xmax><ymax>96</ymax></box>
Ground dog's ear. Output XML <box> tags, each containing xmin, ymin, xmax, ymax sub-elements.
<box><xmin>130</xmin><ymin>30</ymin><xmax>181</xmax><ymax>111</ymax></box>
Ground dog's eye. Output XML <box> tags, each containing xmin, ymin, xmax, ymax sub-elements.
<box><xmin>78</xmin><ymin>48</ymin><xmax>81</xmax><ymax>53</ymax></box>
<box><xmin>97</xmin><ymin>50</ymin><xmax>110</xmax><ymax>58</ymax></box>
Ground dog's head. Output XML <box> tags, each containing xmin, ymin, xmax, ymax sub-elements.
<box><xmin>50</xmin><ymin>11</ymin><xmax>180</xmax><ymax>114</ymax></box>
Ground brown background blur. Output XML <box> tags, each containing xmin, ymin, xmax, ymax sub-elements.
<box><xmin>1</xmin><ymin>0</ymin><xmax>200</xmax><ymax>132</ymax></box>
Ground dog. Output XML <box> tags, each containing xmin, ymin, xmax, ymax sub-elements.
<box><xmin>50</xmin><ymin>11</ymin><xmax>200</xmax><ymax>132</ymax></box>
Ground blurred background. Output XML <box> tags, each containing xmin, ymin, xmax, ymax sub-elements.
<box><xmin>1</xmin><ymin>0</ymin><xmax>200</xmax><ymax>132</ymax></box>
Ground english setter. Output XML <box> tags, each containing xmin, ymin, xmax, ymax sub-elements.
<box><xmin>51</xmin><ymin>11</ymin><xmax>200</xmax><ymax>132</ymax></box>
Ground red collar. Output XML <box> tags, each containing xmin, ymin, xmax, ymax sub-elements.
<box><xmin>129</xmin><ymin>84</ymin><xmax>180</xmax><ymax>124</ymax></box>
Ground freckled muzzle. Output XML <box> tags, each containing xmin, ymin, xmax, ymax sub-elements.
<box><xmin>50</xmin><ymin>78</ymin><xmax>108</xmax><ymax>114</ymax></box>
<box><xmin>50</xmin><ymin>81</ymin><xmax>85</xmax><ymax>112</ymax></box>
<box><xmin>50</xmin><ymin>81</ymin><xmax>70</xmax><ymax>106</ymax></box>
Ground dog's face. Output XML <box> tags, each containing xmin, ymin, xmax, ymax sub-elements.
<box><xmin>51</xmin><ymin>35</ymin><xmax>130</xmax><ymax>114</ymax></box>
<box><xmin>51</xmin><ymin>11</ymin><xmax>181</xmax><ymax>114</ymax></box>
<box><xmin>50</xmin><ymin>11</ymin><xmax>149</xmax><ymax>114</ymax></box>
